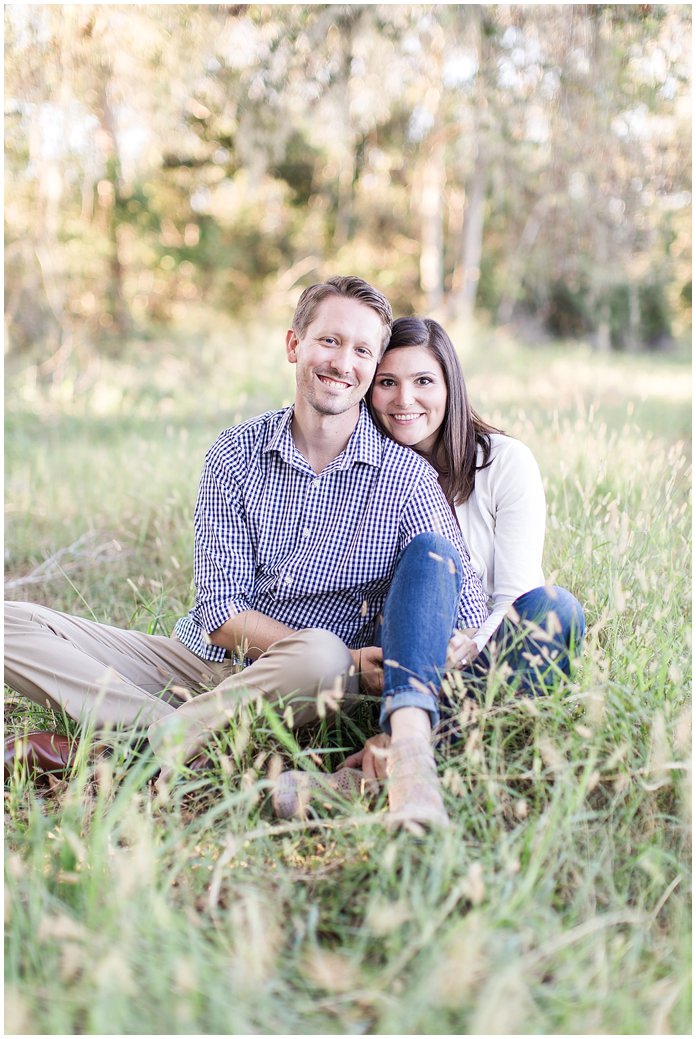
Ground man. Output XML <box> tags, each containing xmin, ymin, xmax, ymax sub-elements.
<box><xmin>5</xmin><ymin>276</ymin><xmax>488</xmax><ymax>826</ymax></box>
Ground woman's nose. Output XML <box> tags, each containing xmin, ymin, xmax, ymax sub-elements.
<box><xmin>395</xmin><ymin>386</ymin><xmax>414</xmax><ymax>406</ymax></box>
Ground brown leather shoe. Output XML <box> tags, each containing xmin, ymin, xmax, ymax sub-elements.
<box><xmin>272</xmin><ymin>767</ymin><xmax>372</xmax><ymax>820</ymax></box>
<box><xmin>4</xmin><ymin>731</ymin><xmax>78</xmax><ymax>784</ymax></box>
<box><xmin>186</xmin><ymin>753</ymin><xmax>213</xmax><ymax>773</ymax></box>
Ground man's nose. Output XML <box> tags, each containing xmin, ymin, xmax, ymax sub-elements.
<box><xmin>332</xmin><ymin>345</ymin><xmax>354</xmax><ymax>373</ymax></box>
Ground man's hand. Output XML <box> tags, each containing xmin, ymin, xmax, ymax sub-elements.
<box><xmin>349</xmin><ymin>645</ymin><xmax>383</xmax><ymax>694</ymax></box>
<box><xmin>342</xmin><ymin>733</ymin><xmax>391</xmax><ymax>780</ymax></box>
<box><xmin>447</xmin><ymin>628</ymin><xmax>480</xmax><ymax>669</ymax></box>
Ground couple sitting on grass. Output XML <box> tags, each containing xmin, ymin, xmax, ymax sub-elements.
<box><xmin>5</xmin><ymin>275</ymin><xmax>584</xmax><ymax>830</ymax></box>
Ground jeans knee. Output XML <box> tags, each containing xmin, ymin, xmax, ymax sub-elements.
<box><xmin>399</xmin><ymin>532</ymin><xmax>463</xmax><ymax>580</ymax></box>
<box><xmin>549</xmin><ymin>586</ymin><xmax>585</xmax><ymax>643</ymax></box>
<box><xmin>515</xmin><ymin>585</ymin><xmax>585</xmax><ymax>646</ymax></box>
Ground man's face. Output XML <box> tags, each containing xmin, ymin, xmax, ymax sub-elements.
<box><xmin>286</xmin><ymin>296</ymin><xmax>384</xmax><ymax>417</ymax></box>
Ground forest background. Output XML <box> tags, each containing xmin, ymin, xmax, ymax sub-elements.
<box><xmin>4</xmin><ymin>2</ymin><xmax>692</xmax><ymax>369</ymax></box>
<box><xmin>4</xmin><ymin>4</ymin><xmax>693</xmax><ymax>1036</ymax></box>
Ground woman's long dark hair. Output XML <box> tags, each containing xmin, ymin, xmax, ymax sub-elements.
<box><xmin>369</xmin><ymin>317</ymin><xmax>503</xmax><ymax>506</ymax></box>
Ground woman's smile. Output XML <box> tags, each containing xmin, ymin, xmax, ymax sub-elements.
<box><xmin>389</xmin><ymin>411</ymin><xmax>426</xmax><ymax>423</ymax></box>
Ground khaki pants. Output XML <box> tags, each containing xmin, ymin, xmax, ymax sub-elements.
<box><xmin>4</xmin><ymin>602</ymin><xmax>358</xmax><ymax>768</ymax></box>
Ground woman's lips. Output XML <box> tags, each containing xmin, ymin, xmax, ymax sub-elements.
<box><xmin>389</xmin><ymin>413</ymin><xmax>424</xmax><ymax>423</ymax></box>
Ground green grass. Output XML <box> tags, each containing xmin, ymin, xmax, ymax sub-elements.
<box><xmin>4</xmin><ymin>319</ymin><xmax>691</xmax><ymax>1034</ymax></box>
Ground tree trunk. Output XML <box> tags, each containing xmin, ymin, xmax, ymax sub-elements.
<box><xmin>333</xmin><ymin>146</ymin><xmax>355</xmax><ymax>249</ymax></box>
<box><xmin>419</xmin><ymin>135</ymin><xmax>445</xmax><ymax>313</ymax></box>
<box><xmin>94</xmin><ymin>77</ymin><xmax>131</xmax><ymax>335</ymax></box>
<box><xmin>33</xmin><ymin>77</ymin><xmax>74</xmax><ymax>377</ymax></box>
<box><xmin>590</xmin><ymin>221</ymin><xmax>612</xmax><ymax>352</ymax></box>
<box><xmin>452</xmin><ymin>153</ymin><xmax>487</xmax><ymax>321</ymax></box>
<box><xmin>450</xmin><ymin>7</ymin><xmax>490</xmax><ymax>322</ymax></box>
<box><xmin>626</xmin><ymin>281</ymin><xmax>641</xmax><ymax>352</ymax></box>
<box><xmin>332</xmin><ymin>15</ymin><xmax>357</xmax><ymax>248</ymax></box>
<box><xmin>497</xmin><ymin>198</ymin><xmax>547</xmax><ymax>325</ymax></box>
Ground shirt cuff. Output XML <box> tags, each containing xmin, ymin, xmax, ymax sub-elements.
<box><xmin>199</xmin><ymin>597</ymin><xmax>251</xmax><ymax>637</ymax></box>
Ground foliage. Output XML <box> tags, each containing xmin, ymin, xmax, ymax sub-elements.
<box><xmin>4</xmin><ymin>327</ymin><xmax>691</xmax><ymax>1035</ymax></box>
<box><xmin>4</xmin><ymin>4</ymin><xmax>692</xmax><ymax>361</ymax></box>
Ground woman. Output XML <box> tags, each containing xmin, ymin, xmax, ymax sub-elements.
<box><xmin>355</xmin><ymin>316</ymin><xmax>584</xmax><ymax>764</ymax></box>
<box><xmin>273</xmin><ymin>317</ymin><xmax>584</xmax><ymax>822</ymax></box>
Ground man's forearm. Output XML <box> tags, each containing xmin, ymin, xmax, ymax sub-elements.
<box><xmin>209</xmin><ymin>610</ymin><xmax>297</xmax><ymax>659</ymax></box>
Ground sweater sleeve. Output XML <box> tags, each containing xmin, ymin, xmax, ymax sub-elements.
<box><xmin>472</xmin><ymin>439</ymin><xmax>546</xmax><ymax>651</ymax></box>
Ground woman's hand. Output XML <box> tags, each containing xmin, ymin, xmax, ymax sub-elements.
<box><xmin>341</xmin><ymin>733</ymin><xmax>391</xmax><ymax>780</ymax></box>
<box><xmin>447</xmin><ymin>628</ymin><xmax>480</xmax><ymax>669</ymax></box>
<box><xmin>349</xmin><ymin>646</ymin><xmax>383</xmax><ymax>694</ymax></box>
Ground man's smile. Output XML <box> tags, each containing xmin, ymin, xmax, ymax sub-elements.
<box><xmin>316</xmin><ymin>371</ymin><xmax>355</xmax><ymax>389</ymax></box>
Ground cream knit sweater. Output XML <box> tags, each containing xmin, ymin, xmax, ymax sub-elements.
<box><xmin>455</xmin><ymin>434</ymin><xmax>546</xmax><ymax>651</ymax></box>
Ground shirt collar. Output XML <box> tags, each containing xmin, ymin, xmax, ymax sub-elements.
<box><xmin>264</xmin><ymin>406</ymin><xmax>298</xmax><ymax>467</ymax></box>
<box><xmin>342</xmin><ymin>402</ymin><xmax>383</xmax><ymax>469</ymax></box>
<box><xmin>264</xmin><ymin>402</ymin><xmax>383</xmax><ymax>471</ymax></box>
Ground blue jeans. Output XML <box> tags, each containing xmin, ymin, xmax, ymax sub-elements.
<box><xmin>377</xmin><ymin>546</ymin><xmax>585</xmax><ymax>737</ymax></box>
<box><xmin>435</xmin><ymin>584</ymin><xmax>585</xmax><ymax>745</ymax></box>
<box><xmin>378</xmin><ymin>532</ymin><xmax>464</xmax><ymax>735</ymax></box>
<box><xmin>433</xmin><ymin>585</ymin><xmax>585</xmax><ymax>747</ymax></box>
<box><xmin>459</xmin><ymin>584</ymin><xmax>585</xmax><ymax>694</ymax></box>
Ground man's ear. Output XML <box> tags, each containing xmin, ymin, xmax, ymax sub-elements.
<box><xmin>286</xmin><ymin>329</ymin><xmax>299</xmax><ymax>364</ymax></box>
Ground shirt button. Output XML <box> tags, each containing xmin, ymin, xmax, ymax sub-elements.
<box><xmin>303</xmin><ymin>527</ymin><xmax>311</xmax><ymax>538</ymax></box>
<box><xmin>285</xmin><ymin>575</ymin><xmax>293</xmax><ymax>585</ymax></box>
<box><xmin>312</xmin><ymin>479</ymin><xmax>320</xmax><ymax>489</ymax></box>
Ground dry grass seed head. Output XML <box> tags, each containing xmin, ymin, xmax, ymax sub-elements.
<box><xmin>228</xmin><ymin>887</ymin><xmax>281</xmax><ymax>990</ymax></box>
<box><xmin>303</xmin><ymin>947</ymin><xmax>362</xmax><ymax>994</ymax></box>
<box><xmin>432</xmin><ymin>912</ymin><xmax>490</xmax><ymax>1007</ymax></box>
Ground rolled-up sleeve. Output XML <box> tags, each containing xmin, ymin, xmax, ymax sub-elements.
<box><xmin>192</xmin><ymin>445</ymin><xmax>255</xmax><ymax>636</ymax></box>
<box><xmin>400</xmin><ymin>471</ymin><xmax>489</xmax><ymax>630</ymax></box>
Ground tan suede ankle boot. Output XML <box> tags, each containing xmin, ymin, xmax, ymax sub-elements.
<box><xmin>385</xmin><ymin>736</ymin><xmax>450</xmax><ymax>831</ymax></box>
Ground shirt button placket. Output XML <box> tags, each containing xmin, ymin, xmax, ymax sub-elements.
<box><xmin>305</xmin><ymin>475</ymin><xmax>322</xmax><ymax>544</ymax></box>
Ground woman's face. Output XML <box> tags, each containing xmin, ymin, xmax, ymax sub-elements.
<box><xmin>371</xmin><ymin>345</ymin><xmax>447</xmax><ymax>455</ymax></box>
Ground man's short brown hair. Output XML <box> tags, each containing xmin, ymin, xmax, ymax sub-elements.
<box><xmin>291</xmin><ymin>276</ymin><xmax>393</xmax><ymax>353</ymax></box>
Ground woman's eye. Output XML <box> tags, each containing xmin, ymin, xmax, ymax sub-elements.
<box><xmin>378</xmin><ymin>378</ymin><xmax>395</xmax><ymax>387</ymax></box>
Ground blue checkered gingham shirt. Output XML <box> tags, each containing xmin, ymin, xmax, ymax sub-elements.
<box><xmin>175</xmin><ymin>403</ymin><xmax>488</xmax><ymax>661</ymax></box>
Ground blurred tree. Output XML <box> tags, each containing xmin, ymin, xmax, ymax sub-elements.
<box><xmin>4</xmin><ymin>3</ymin><xmax>691</xmax><ymax>364</ymax></box>
<box><xmin>7</xmin><ymin>6</ymin><xmax>211</xmax><ymax>354</ymax></box>
<box><xmin>486</xmin><ymin>3</ymin><xmax>691</xmax><ymax>348</ymax></box>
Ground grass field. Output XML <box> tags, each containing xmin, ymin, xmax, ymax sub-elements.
<box><xmin>4</xmin><ymin>315</ymin><xmax>692</xmax><ymax>1035</ymax></box>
